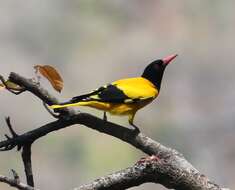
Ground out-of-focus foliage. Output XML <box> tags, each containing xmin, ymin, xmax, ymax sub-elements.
<box><xmin>0</xmin><ymin>1</ymin><xmax>235</xmax><ymax>189</ymax></box>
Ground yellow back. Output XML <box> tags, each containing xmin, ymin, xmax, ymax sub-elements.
<box><xmin>112</xmin><ymin>77</ymin><xmax>158</xmax><ymax>100</ymax></box>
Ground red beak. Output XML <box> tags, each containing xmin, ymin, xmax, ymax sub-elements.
<box><xmin>162</xmin><ymin>54</ymin><xmax>178</xmax><ymax>65</ymax></box>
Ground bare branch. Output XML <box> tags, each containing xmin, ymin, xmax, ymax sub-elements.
<box><xmin>5</xmin><ymin>117</ymin><xmax>18</xmax><ymax>138</ymax></box>
<box><xmin>77</xmin><ymin>155</ymin><xmax>221</xmax><ymax>190</ymax></box>
<box><xmin>0</xmin><ymin>172</ymin><xmax>36</xmax><ymax>190</ymax></box>
<box><xmin>22</xmin><ymin>143</ymin><xmax>34</xmax><ymax>187</ymax></box>
<box><xmin>8</xmin><ymin>72</ymin><xmax>74</xmax><ymax>115</ymax></box>
<box><xmin>0</xmin><ymin>113</ymin><xmax>224</xmax><ymax>190</ymax></box>
<box><xmin>0</xmin><ymin>117</ymin><xmax>20</xmax><ymax>151</ymax></box>
<box><xmin>1</xmin><ymin>117</ymin><xmax>34</xmax><ymax>186</ymax></box>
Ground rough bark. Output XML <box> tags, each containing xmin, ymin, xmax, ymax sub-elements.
<box><xmin>77</xmin><ymin>157</ymin><xmax>221</xmax><ymax>190</ymax></box>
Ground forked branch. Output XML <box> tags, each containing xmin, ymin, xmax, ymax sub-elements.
<box><xmin>0</xmin><ymin>170</ymin><xmax>36</xmax><ymax>190</ymax></box>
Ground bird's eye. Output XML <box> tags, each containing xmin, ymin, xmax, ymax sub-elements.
<box><xmin>157</xmin><ymin>62</ymin><xmax>162</xmax><ymax>66</ymax></box>
<box><xmin>154</xmin><ymin>60</ymin><xmax>163</xmax><ymax>67</ymax></box>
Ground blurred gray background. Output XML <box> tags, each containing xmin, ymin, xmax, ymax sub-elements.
<box><xmin>0</xmin><ymin>0</ymin><xmax>235</xmax><ymax>189</ymax></box>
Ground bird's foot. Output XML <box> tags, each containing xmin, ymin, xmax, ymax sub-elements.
<box><xmin>103</xmin><ymin>112</ymin><xmax>107</xmax><ymax>122</ymax></box>
<box><xmin>130</xmin><ymin>123</ymin><xmax>140</xmax><ymax>133</ymax></box>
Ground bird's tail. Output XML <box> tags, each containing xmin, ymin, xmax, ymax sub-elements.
<box><xmin>49</xmin><ymin>101</ymin><xmax>89</xmax><ymax>109</ymax></box>
<box><xmin>49</xmin><ymin>91</ymin><xmax>98</xmax><ymax>109</ymax></box>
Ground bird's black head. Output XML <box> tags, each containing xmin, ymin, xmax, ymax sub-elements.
<box><xmin>141</xmin><ymin>54</ymin><xmax>177</xmax><ymax>90</ymax></box>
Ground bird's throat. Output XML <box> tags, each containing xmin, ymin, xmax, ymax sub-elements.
<box><xmin>141</xmin><ymin>69</ymin><xmax>165</xmax><ymax>90</ymax></box>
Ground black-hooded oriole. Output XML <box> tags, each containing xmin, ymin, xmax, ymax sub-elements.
<box><xmin>50</xmin><ymin>54</ymin><xmax>177</xmax><ymax>130</ymax></box>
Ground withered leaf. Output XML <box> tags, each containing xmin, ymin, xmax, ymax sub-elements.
<box><xmin>0</xmin><ymin>83</ymin><xmax>5</xmax><ymax>90</ymax></box>
<box><xmin>34</xmin><ymin>65</ymin><xmax>63</xmax><ymax>92</ymax></box>
<box><xmin>0</xmin><ymin>81</ymin><xmax>23</xmax><ymax>91</ymax></box>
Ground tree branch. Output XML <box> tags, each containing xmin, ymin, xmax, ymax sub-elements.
<box><xmin>8</xmin><ymin>72</ymin><xmax>74</xmax><ymax>115</ymax></box>
<box><xmin>0</xmin><ymin>117</ymin><xmax>21</xmax><ymax>151</ymax></box>
<box><xmin>22</xmin><ymin>143</ymin><xmax>34</xmax><ymax>187</ymax></box>
<box><xmin>0</xmin><ymin>113</ymin><xmax>224</xmax><ymax>189</ymax></box>
<box><xmin>0</xmin><ymin>172</ymin><xmax>36</xmax><ymax>190</ymax></box>
<box><xmin>2</xmin><ymin>117</ymin><xmax>35</xmax><ymax>187</ymax></box>
<box><xmin>0</xmin><ymin>72</ymin><xmax>227</xmax><ymax>189</ymax></box>
<box><xmin>77</xmin><ymin>156</ymin><xmax>222</xmax><ymax>190</ymax></box>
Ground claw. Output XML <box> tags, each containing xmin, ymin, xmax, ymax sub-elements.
<box><xmin>130</xmin><ymin>123</ymin><xmax>140</xmax><ymax>133</ymax></box>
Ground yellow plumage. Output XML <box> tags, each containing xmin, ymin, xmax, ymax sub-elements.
<box><xmin>50</xmin><ymin>77</ymin><xmax>158</xmax><ymax>125</ymax></box>
<box><xmin>49</xmin><ymin>54</ymin><xmax>178</xmax><ymax>129</ymax></box>
<box><xmin>111</xmin><ymin>77</ymin><xmax>157</xmax><ymax>100</ymax></box>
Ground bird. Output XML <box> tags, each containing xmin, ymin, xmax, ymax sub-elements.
<box><xmin>50</xmin><ymin>54</ymin><xmax>177</xmax><ymax>131</ymax></box>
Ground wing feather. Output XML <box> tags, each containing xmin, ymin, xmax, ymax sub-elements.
<box><xmin>76</xmin><ymin>77</ymin><xmax>158</xmax><ymax>103</ymax></box>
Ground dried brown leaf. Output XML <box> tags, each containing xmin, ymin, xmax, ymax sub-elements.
<box><xmin>34</xmin><ymin>65</ymin><xmax>63</xmax><ymax>92</ymax></box>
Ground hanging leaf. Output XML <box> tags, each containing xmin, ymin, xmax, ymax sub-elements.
<box><xmin>34</xmin><ymin>65</ymin><xmax>63</xmax><ymax>92</ymax></box>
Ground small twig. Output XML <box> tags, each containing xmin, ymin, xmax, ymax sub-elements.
<box><xmin>5</xmin><ymin>117</ymin><xmax>18</xmax><ymax>138</ymax></box>
<box><xmin>22</xmin><ymin>143</ymin><xmax>34</xmax><ymax>187</ymax></box>
<box><xmin>11</xmin><ymin>169</ymin><xmax>20</xmax><ymax>184</ymax></box>
<box><xmin>0</xmin><ymin>117</ymin><xmax>21</xmax><ymax>151</ymax></box>
<box><xmin>0</xmin><ymin>141</ymin><xmax>16</xmax><ymax>151</ymax></box>
<box><xmin>43</xmin><ymin>102</ymin><xmax>60</xmax><ymax>118</ymax></box>
<box><xmin>0</xmin><ymin>173</ymin><xmax>36</xmax><ymax>190</ymax></box>
<box><xmin>1</xmin><ymin>117</ymin><xmax>35</xmax><ymax>187</ymax></box>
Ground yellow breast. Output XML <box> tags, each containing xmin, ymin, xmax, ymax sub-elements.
<box><xmin>78</xmin><ymin>98</ymin><xmax>154</xmax><ymax>116</ymax></box>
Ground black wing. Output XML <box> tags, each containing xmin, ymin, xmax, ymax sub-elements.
<box><xmin>71</xmin><ymin>84</ymin><xmax>136</xmax><ymax>103</ymax></box>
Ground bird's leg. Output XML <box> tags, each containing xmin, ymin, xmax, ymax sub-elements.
<box><xmin>128</xmin><ymin>114</ymin><xmax>140</xmax><ymax>132</ymax></box>
<box><xmin>130</xmin><ymin>122</ymin><xmax>140</xmax><ymax>132</ymax></box>
<box><xmin>103</xmin><ymin>111</ymin><xmax>107</xmax><ymax>121</ymax></box>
